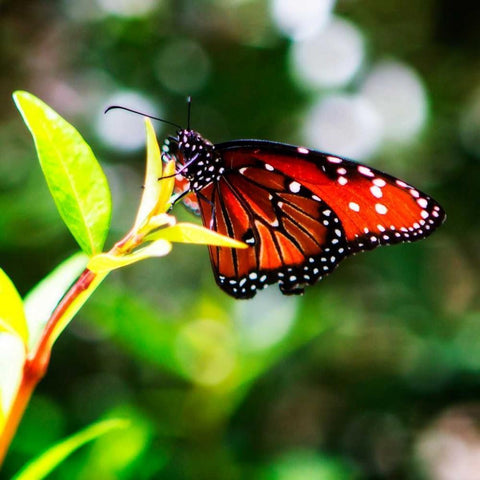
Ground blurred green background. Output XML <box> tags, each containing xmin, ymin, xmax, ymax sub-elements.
<box><xmin>1</xmin><ymin>0</ymin><xmax>479</xmax><ymax>478</ymax></box>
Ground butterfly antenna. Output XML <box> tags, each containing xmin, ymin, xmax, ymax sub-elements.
<box><xmin>187</xmin><ymin>96</ymin><xmax>192</xmax><ymax>131</ymax></box>
<box><xmin>104</xmin><ymin>105</ymin><xmax>182</xmax><ymax>130</ymax></box>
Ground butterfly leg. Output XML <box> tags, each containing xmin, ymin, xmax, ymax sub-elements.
<box><xmin>168</xmin><ymin>189</ymin><xmax>191</xmax><ymax>211</ymax></box>
<box><xmin>196</xmin><ymin>191</ymin><xmax>216</xmax><ymax>230</ymax></box>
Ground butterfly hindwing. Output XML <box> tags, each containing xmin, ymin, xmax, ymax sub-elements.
<box><xmin>197</xmin><ymin>158</ymin><xmax>349</xmax><ymax>298</ymax></box>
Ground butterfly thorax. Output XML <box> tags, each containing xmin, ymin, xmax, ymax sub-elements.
<box><xmin>164</xmin><ymin>129</ymin><xmax>226</xmax><ymax>192</ymax></box>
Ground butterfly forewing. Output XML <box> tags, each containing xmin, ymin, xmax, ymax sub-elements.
<box><xmin>218</xmin><ymin>141</ymin><xmax>446</xmax><ymax>253</ymax></box>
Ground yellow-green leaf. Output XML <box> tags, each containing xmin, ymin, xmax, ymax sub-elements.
<box><xmin>88</xmin><ymin>239</ymin><xmax>172</xmax><ymax>273</ymax></box>
<box><xmin>23</xmin><ymin>253</ymin><xmax>89</xmax><ymax>351</ymax></box>
<box><xmin>148</xmin><ymin>222</ymin><xmax>248</xmax><ymax>249</ymax></box>
<box><xmin>0</xmin><ymin>268</ymin><xmax>28</xmax><ymax>346</ymax></box>
<box><xmin>13</xmin><ymin>91</ymin><xmax>111</xmax><ymax>255</ymax></box>
<box><xmin>133</xmin><ymin>119</ymin><xmax>164</xmax><ymax>229</ymax></box>
<box><xmin>12</xmin><ymin>418</ymin><xmax>129</xmax><ymax>480</ymax></box>
<box><xmin>0</xmin><ymin>333</ymin><xmax>26</xmax><ymax>421</ymax></box>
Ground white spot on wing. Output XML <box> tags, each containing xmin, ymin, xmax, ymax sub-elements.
<box><xmin>289</xmin><ymin>181</ymin><xmax>301</xmax><ymax>193</ymax></box>
<box><xmin>338</xmin><ymin>176</ymin><xmax>348</xmax><ymax>186</ymax></box>
<box><xmin>358</xmin><ymin>165</ymin><xmax>374</xmax><ymax>177</ymax></box>
<box><xmin>375</xmin><ymin>203</ymin><xmax>388</xmax><ymax>214</ymax></box>
<box><xmin>327</xmin><ymin>156</ymin><xmax>342</xmax><ymax>163</ymax></box>
<box><xmin>370</xmin><ymin>186</ymin><xmax>383</xmax><ymax>198</ymax></box>
<box><xmin>349</xmin><ymin>201</ymin><xmax>360</xmax><ymax>212</ymax></box>
<box><xmin>373</xmin><ymin>178</ymin><xmax>386</xmax><ymax>187</ymax></box>
<box><xmin>417</xmin><ymin>198</ymin><xmax>428</xmax><ymax>208</ymax></box>
<box><xmin>297</xmin><ymin>147</ymin><xmax>309</xmax><ymax>154</ymax></box>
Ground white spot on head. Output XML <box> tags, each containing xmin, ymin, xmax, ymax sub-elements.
<box><xmin>370</xmin><ymin>186</ymin><xmax>383</xmax><ymax>198</ymax></box>
<box><xmin>349</xmin><ymin>201</ymin><xmax>360</xmax><ymax>212</ymax></box>
<box><xmin>375</xmin><ymin>203</ymin><xmax>388</xmax><ymax>214</ymax></box>
<box><xmin>358</xmin><ymin>165</ymin><xmax>374</xmax><ymax>177</ymax></box>
<box><xmin>297</xmin><ymin>147</ymin><xmax>309</xmax><ymax>154</ymax></box>
<box><xmin>289</xmin><ymin>181</ymin><xmax>301</xmax><ymax>193</ymax></box>
<box><xmin>338</xmin><ymin>176</ymin><xmax>348</xmax><ymax>186</ymax></box>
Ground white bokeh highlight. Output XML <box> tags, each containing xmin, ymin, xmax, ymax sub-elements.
<box><xmin>303</xmin><ymin>94</ymin><xmax>383</xmax><ymax>160</ymax></box>
<box><xmin>270</xmin><ymin>0</ymin><xmax>335</xmax><ymax>40</ymax></box>
<box><xmin>96</xmin><ymin>91</ymin><xmax>162</xmax><ymax>152</ymax></box>
<box><xmin>291</xmin><ymin>17</ymin><xmax>365</xmax><ymax>89</ymax></box>
<box><xmin>360</xmin><ymin>60</ymin><xmax>428</xmax><ymax>142</ymax></box>
<box><xmin>97</xmin><ymin>0</ymin><xmax>160</xmax><ymax>17</ymax></box>
<box><xmin>234</xmin><ymin>289</ymin><xmax>297</xmax><ymax>351</ymax></box>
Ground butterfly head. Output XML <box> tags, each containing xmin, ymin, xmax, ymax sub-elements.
<box><xmin>162</xmin><ymin>129</ymin><xmax>225</xmax><ymax>191</ymax></box>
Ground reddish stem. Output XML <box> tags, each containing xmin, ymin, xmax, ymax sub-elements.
<box><xmin>0</xmin><ymin>268</ymin><xmax>97</xmax><ymax>467</ymax></box>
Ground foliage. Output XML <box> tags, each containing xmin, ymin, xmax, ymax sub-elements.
<box><xmin>1</xmin><ymin>0</ymin><xmax>478</xmax><ymax>478</ymax></box>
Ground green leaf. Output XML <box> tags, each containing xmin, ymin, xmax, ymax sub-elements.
<box><xmin>87</xmin><ymin>239</ymin><xmax>172</xmax><ymax>273</ymax></box>
<box><xmin>148</xmin><ymin>222</ymin><xmax>248</xmax><ymax>249</ymax></box>
<box><xmin>23</xmin><ymin>252</ymin><xmax>89</xmax><ymax>351</ymax></box>
<box><xmin>12</xmin><ymin>418</ymin><xmax>129</xmax><ymax>480</ymax></box>
<box><xmin>0</xmin><ymin>268</ymin><xmax>28</xmax><ymax>346</ymax></box>
<box><xmin>133</xmin><ymin>118</ymin><xmax>169</xmax><ymax>228</ymax></box>
<box><xmin>13</xmin><ymin>91</ymin><xmax>111</xmax><ymax>255</ymax></box>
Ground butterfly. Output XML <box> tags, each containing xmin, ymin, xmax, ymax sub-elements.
<box><xmin>160</xmin><ymin>128</ymin><xmax>446</xmax><ymax>299</ymax></box>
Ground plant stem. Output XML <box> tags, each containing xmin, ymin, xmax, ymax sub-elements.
<box><xmin>0</xmin><ymin>268</ymin><xmax>106</xmax><ymax>467</ymax></box>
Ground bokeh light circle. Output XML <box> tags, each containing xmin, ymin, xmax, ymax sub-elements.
<box><xmin>175</xmin><ymin>319</ymin><xmax>236</xmax><ymax>386</ymax></box>
<box><xmin>360</xmin><ymin>60</ymin><xmax>428</xmax><ymax>142</ymax></box>
<box><xmin>96</xmin><ymin>91</ymin><xmax>162</xmax><ymax>152</ymax></box>
<box><xmin>155</xmin><ymin>38</ymin><xmax>210</xmax><ymax>95</ymax></box>
<box><xmin>303</xmin><ymin>94</ymin><xmax>382</xmax><ymax>160</ymax></box>
<box><xmin>97</xmin><ymin>0</ymin><xmax>160</xmax><ymax>17</ymax></box>
<box><xmin>270</xmin><ymin>0</ymin><xmax>335</xmax><ymax>40</ymax></box>
<box><xmin>291</xmin><ymin>17</ymin><xmax>365</xmax><ymax>89</ymax></box>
